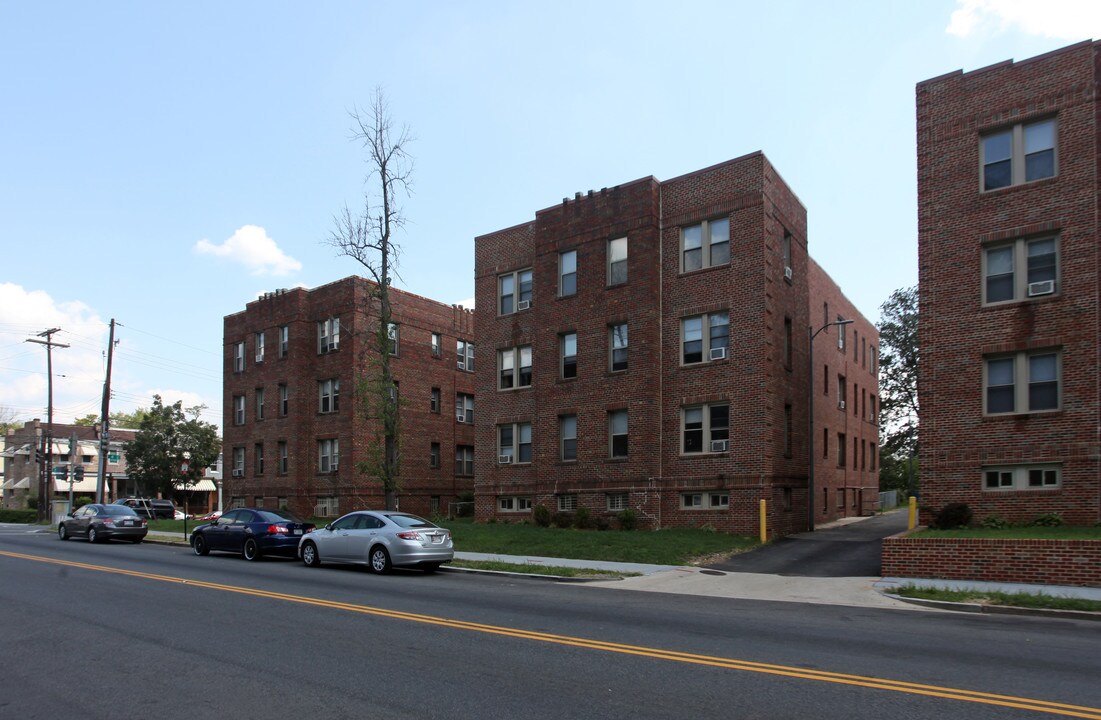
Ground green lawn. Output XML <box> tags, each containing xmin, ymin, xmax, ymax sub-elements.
<box><xmin>893</xmin><ymin>585</ymin><xmax>1101</xmax><ymax>612</ymax></box>
<box><xmin>912</xmin><ymin>526</ymin><xmax>1101</xmax><ymax>540</ymax></box>
<box><xmin>443</xmin><ymin>517</ymin><xmax>758</xmax><ymax>565</ymax></box>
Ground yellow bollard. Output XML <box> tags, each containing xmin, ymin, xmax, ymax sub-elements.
<box><xmin>759</xmin><ymin>498</ymin><xmax>767</xmax><ymax>543</ymax></box>
<box><xmin>908</xmin><ymin>495</ymin><xmax>917</xmax><ymax>530</ymax></box>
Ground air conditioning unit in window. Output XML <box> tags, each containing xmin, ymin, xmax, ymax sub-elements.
<box><xmin>710</xmin><ymin>439</ymin><xmax>729</xmax><ymax>452</ymax></box>
<box><xmin>710</xmin><ymin>347</ymin><xmax>727</xmax><ymax>361</ymax></box>
<box><xmin>456</xmin><ymin>412</ymin><xmax>466</xmax><ymax>423</ymax></box>
<box><xmin>232</xmin><ymin>469</ymin><xmax>244</xmax><ymax>478</ymax></box>
<box><xmin>784</xmin><ymin>266</ymin><xmax>793</xmax><ymax>281</ymax></box>
<box><xmin>1027</xmin><ymin>280</ymin><xmax>1055</xmax><ymax>297</ymax></box>
<box><xmin>498</xmin><ymin>455</ymin><xmax>512</xmax><ymax>464</ymax></box>
<box><xmin>517</xmin><ymin>300</ymin><xmax>531</xmax><ymax>311</ymax></box>
<box><xmin>329</xmin><ymin>464</ymin><xmax>338</xmax><ymax>473</ymax></box>
<box><xmin>255</xmin><ymin>354</ymin><xmax>263</xmax><ymax>363</ymax></box>
<box><xmin>839</xmin><ymin>400</ymin><xmax>846</xmax><ymax>410</ymax></box>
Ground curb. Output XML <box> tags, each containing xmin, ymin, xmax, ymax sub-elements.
<box><xmin>441</xmin><ymin>565</ymin><xmax>621</xmax><ymax>583</ymax></box>
<box><xmin>881</xmin><ymin>593</ymin><xmax>1101</xmax><ymax>622</ymax></box>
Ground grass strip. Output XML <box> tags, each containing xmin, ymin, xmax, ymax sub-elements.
<box><xmin>450</xmin><ymin>559</ymin><xmax>638</xmax><ymax>579</ymax></box>
<box><xmin>893</xmin><ymin>585</ymin><xmax>1101</xmax><ymax>612</ymax></box>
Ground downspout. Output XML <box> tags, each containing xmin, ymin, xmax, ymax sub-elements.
<box><xmin>657</xmin><ymin>181</ymin><xmax>664</xmax><ymax>530</ymax></box>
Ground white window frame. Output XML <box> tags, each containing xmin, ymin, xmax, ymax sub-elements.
<box><xmin>455</xmin><ymin>445</ymin><xmax>474</xmax><ymax>476</ymax></box>
<box><xmin>981</xmin><ymin>118</ymin><xmax>1057</xmax><ymax>192</ymax></box>
<box><xmin>983</xmin><ymin>464</ymin><xmax>1061</xmax><ymax>491</ymax></box>
<box><xmin>680</xmin><ymin>217</ymin><xmax>730</xmax><ymax>272</ymax></box>
<box><xmin>559</xmin><ymin>250</ymin><xmax>577</xmax><ymax>297</ymax></box>
<box><xmin>498</xmin><ymin>345</ymin><xmax>533</xmax><ymax>390</ymax></box>
<box><xmin>318</xmin><ymin>378</ymin><xmax>340</xmax><ymax>414</ymax></box>
<box><xmin>233</xmin><ymin>342</ymin><xmax>245</xmax><ymax>373</ymax></box>
<box><xmin>606</xmin><ymin>493</ymin><xmax>628</xmax><ymax>511</ymax></box>
<box><xmin>498</xmin><ymin>496</ymin><xmax>533</xmax><ymax>513</ymax></box>
<box><xmin>431</xmin><ymin>332</ymin><xmax>441</xmax><ymax>357</ymax></box>
<box><xmin>455</xmin><ymin>393</ymin><xmax>474</xmax><ymax>424</ymax></box>
<box><xmin>318</xmin><ymin>438</ymin><xmax>339</xmax><ymax>473</ymax></box>
<box><xmin>279</xmin><ymin>384</ymin><xmax>289</xmax><ymax>416</ymax></box>
<box><xmin>609</xmin><ymin>410</ymin><xmax>628</xmax><ymax>459</ymax></box>
<box><xmin>557</xmin><ymin>494</ymin><xmax>578</xmax><ymax>512</ymax></box>
<box><xmin>233</xmin><ymin>395</ymin><xmax>245</xmax><ymax>426</ymax></box>
<box><xmin>681</xmin><ymin>403</ymin><xmax>730</xmax><ymax>455</ymax></box>
<box><xmin>560</xmin><ymin>332</ymin><xmax>577</xmax><ymax>379</ymax></box>
<box><xmin>278</xmin><ymin>441</ymin><xmax>288</xmax><ymax>474</ymax></box>
<box><xmin>430</xmin><ymin>387</ymin><xmax>441</xmax><ymax>413</ymax></box>
<box><xmin>982</xmin><ymin>236</ymin><xmax>1059</xmax><ymax>305</ymax></box>
<box><xmin>279</xmin><ymin>325</ymin><xmax>289</xmax><ymax>357</ymax></box>
<box><xmin>255</xmin><ymin>332</ymin><xmax>265</xmax><ymax>363</ymax></box>
<box><xmin>232</xmin><ymin>447</ymin><xmax>245</xmax><ymax>474</ymax></box>
<box><xmin>610</xmin><ymin>323</ymin><xmax>628</xmax><ymax>372</ymax></box>
<box><xmin>498</xmin><ymin>268</ymin><xmax>533</xmax><ymax>315</ymax></box>
<box><xmin>387</xmin><ymin>322</ymin><xmax>399</xmax><ymax>356</ymax></box>
<box><xmin>318</xmin><ymin>317</ymin><xmax>340</xmax><ymax>354</ymax></box>
<box><xmin>498</xmin><ymin>422</ymin><xmax>532</xmax><ymax>464</ymax></box>
<box><xmin>983</xmin><ymin>350</ymin><xmax>1061</xmax><ymax>415</ymax></box>
<box><xmin>457</xmin><ymin>339</ymin><xmax>475</xmax><ymax>372</ymax></box>
<box><xmin>608</xmin><ymin>236</ymin><xmax>628</xmax><ymax>285</ymax></box>
<box><xmin>681</xmin><ymin>311</ymin><xmax>729</xmax><ymax>365</ymax></box>
<box><xmin>560</xmin><ymin>415</ymin><xmax>577</xmax><ymax>461</ymax></box>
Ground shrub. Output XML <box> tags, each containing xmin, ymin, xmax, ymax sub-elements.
<box><xmin>26</xmin><ymin>497</ymin><xmax>38</xmax><ymax>510</ymax></box>
<box><xmin>74</xmin><ymin>496</ymin><xmax>93</xmax><ymax>508</ymax></box>
<box><xmin>551</xmin><ymin>512</ymin><xmax>572</xmax><ymax>529</ymax></box>
<box><xmin>1031</xmin><ymin>512</ymin><xmax>1064</xmax><ymax>527</ymax></box>
<box><xmin>532</xmin><ymin>504</ymin><xmax>552</xmax><ymax>528</ymax></box>
<box><xmin>617</xmin><ymin>508</ymin><xmax>638</xmax><ymax>531</ymax></box>
<box><xmin>0</xmin><ymin>509</ymin><xmax>37</xmax><ymax>523</ymax></box>
<box><xmin>594</xmin><ymin>516</ymin><xmax>611</xmax><ymax>531</ymax></box>
<box><xmin>933</xmin><ymin>503</ymin><xmax>973</xmax><ymax>529</ymax></box>
<box><xmin>573</xmin><ymin>506</ymin><xmax>593</xmax><ymax>530</ymax></box>
<box><xmin>980</xmin><ymin>514</ymin><xmax>1009</xmax><ymax>530</ymax></box>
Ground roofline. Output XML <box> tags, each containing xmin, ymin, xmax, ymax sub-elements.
<box><xmin>918</xmin><ymin>39</ymin><xmax>1097</xmax><ymax>88</ymax></box>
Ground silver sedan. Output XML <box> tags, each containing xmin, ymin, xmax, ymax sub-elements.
<box><xmin>298</xmin><ymin>510</ymin><xmax>453</xmax><ymax>574</ymax></box>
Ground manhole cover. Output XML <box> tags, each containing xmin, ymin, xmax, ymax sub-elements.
<box><xmin>698</xmin><ymin>569</ymin><xmax>726</xmax><ymax>576</ymax></box>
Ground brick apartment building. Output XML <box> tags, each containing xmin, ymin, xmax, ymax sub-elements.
<box><xmin>474</xmin><ymin>154</ymin><xmax>878</xmax><ymax>535</ymax></box>
<box><xmin>222</xmin><ymin>278</ymin><xmax>476</xmax><ymax>519</ymax></box>
<box><xmin>917</xmin><ymin>40</ymin><xmax>1101</xmax><ymax>525</ymax></box>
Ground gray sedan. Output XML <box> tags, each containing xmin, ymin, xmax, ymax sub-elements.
<box><xmin>298</xmin><ymin>510</ymin><xmax>453</xmax><ymax>574</ymax></box>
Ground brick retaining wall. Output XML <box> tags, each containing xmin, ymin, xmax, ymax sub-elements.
<box><xmin>882</xmin><ymin>532</ymin><xmax>1101</xmax><ymax>588</ymax></box>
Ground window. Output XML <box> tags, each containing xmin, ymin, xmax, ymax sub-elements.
<box><xmin>254</xmin><ymin>444</ymin><xmax>264</xmax><ymax>474</ymax></box>
<box><xmin>822</xmin><ymin>427</ymin><xmax>829</xmax><ymax>458</ymax></box>
<box><xmin>681</xmin><ymin>218</ymin><xmax>729</xmax><ymax>271</ymax></box>
<box><xmin>682</xmin><ymin>403</ymin><xmax>729</xmax><ymax>454</ymax></box>
<box><xmin>318</xmin><ymin>438</ymin><xmax>339</xmax><ymax>473</ymax></box>
<box><xmin>560</xmin><ymin>415</ymin><xmax>577</xmax><ymax>461</ymax></box>
<box><xmin>499</xmin><ymin>268</ymin><xmax>533</xmax><ymax>314</ymax></box>
<box><xmin>781</xmin><ymin>230</ymin><xmax>792</xmax><ymax>278</ymax></box>
<box><xmin>455</xmin><ymin>393</ymin><xmax>474</xmax><ymax>424</ymax></box>
<box><xmin>681</xmin><ymin>493</ymin><xmax>729</xmax><ymax>510</ymax></box>
<box><xmin>498</xmin><ymin>345</ymin><xmax>533</xmax><ymax>389</ymax></box>
<box><xmin>318</xmin><ymin>317</ymin><xmax>340</xmax><ymax>353</ymax></box>
<box><xmin>431</xmin><ymin>332</ymin><xmax>441</xmax><ymax>357</ymax></box>
<box><xmin>837</xmin><ymin>432</ymin><xmax>846</xmax><ymax>468</ymax></box>
<box><xmin>233</xmin><ymin>342</ymin><xmax>245</xmax><ymax>373</ymax></box>
<box><xmin>783</xmin><ymin>317</ymin><xmax>792</xmax><ymax>370</ymax></box>
<box><xmin>498</xmin><ymin>422</ymin><xmax>532</xmax><ymax>464</ymax></box>
<box><xmin>430</xmin><ymin>442</ymin><xmax>440</xmax><ymax>469</ymax></box>
<box><xmin>870</xmin><ymin>395</ymin><xmax>877</xmax><ymax>423</ymax></box>
<box><xmin>233</xmin><ymin>395</ymin><xmax>245</xmax><ymax>426</ymax></box>
<box><xmin>681</xmin><ymin>311</ymin><xmax>729</xmax><ymax>364</ymax></box>
<box><xmin>255</xmin><ymin>388</ymin><xmax>264</xmax><ymax>420</ymax></box>
<box><xmin>455</xmin><ymin>446</ymin><xmax>474</xmax><ymax>476</ymax></box>
<box><xmin>319</xmin><ymin>378</ymin><xmax>340</xmax><ymax>414</ymax></box>
<box><xmin>982</xmin><ymin>118</ymin><xmax>1056</xmax><ymax>191</ymax></box>
<box><xmin>457</xmin><ymin>340</ymin><xmax>475</xmax><ymax>372</ymax></box>
<box><xmin>559</xmin><ymin>250</ymin><xmax>577</xmax><ymax>297</ymax></box>
<box><xmin>430</xmin><ymin>387</ymin><xmax>440</xmax><ymax>413</ymax></box>
<box><xmin>608</xmin><ymin>237</ymin><xmax>627</xmax><ymax>285</ymax></box>
<box><xmin>278</xmin><ymin>441</ymin><xmax>288</xmax><ymax>474</ymax></box>
<box><xmin>837</xmin><ymin>316</ymin><xmax>846</xmax><ymax>351</ymax></box>
<box><xmin>387</xmin><ymin>323</ymin><xmax>399</xmax><ymax>355</ymax></box>
<box><xmin>837</xmin><ymin>375</ymin><xmax>847</xmax><ymax>410</ymax></box>
<box><xmin>232</xmin><ymin>447</ymin><xmax>244</xmax><ymax>475</ymax></box>
<box><xmin>983</xmin><ymin>464</ymin><xmax>1061</xmax><ymax>491</ymax></box>
<box><xmin>498</xmin><ymin>496</ymin><xmax>532</xmax><ymax>512</ymax></box>
<box><xmin>983</xmin><ymin>236</ymin><xmax>1058</xmax><ymax>304</ymax></box>
<box><xmin>561</xmin><ymin>332</ymin><xmax>577</xmax><ymax>379</ymax></box>
<box><xmin>557</xmin><ymin>494</ymin><xmax>578</xmax><ymax>512</ymax></box>
<box><xmin>315</xmin><ymin>495</ymin><xmax>339</xmax><ymax>517</ymax></box>
<box><xmin>279</xmin><ymin>384</ymin><xmax>288</xmax><ymax>416</ymax></box>
<box><xmin>609</xmin><ymin>410</ymin><xmax>628</xmax><ymax>458</ymax></box>
<box><xmin>985</xmin><ymin>350</ymin><xmax>1060</xmax><ymax>414</ymax></box>
<box><xmin>606</xmin><ymin>493</ymin><xmax>628</xmax><ymax>511</ymax></box>
<box><xmin>279</xmin><ymin>325</ymin><xmax>289</xmax><ymax>357</ymax></box>
<box><xmin>255</xmin><ymin>332</ymin><xmax>265</xmax><ymax>363</ymax></box>
<box><xmin>610</xmin><ymin>323</ymin><xmax>628</xmax><ymax>372</ymax></box>
<box><xmin>784</xmin><ymin>404</ymin><xmax>792</xmax><ymax>459</ymax></box>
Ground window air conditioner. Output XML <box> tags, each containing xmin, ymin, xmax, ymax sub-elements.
<box><xmin>456</xmin><ymin>412</ymin><xmax>466</xmax><ymax>423</ymax></box>
<box><xmin>498</xmin><ymin>455</ymin><xmax>512</xmax><ymax>464</ymax></box>
<box><xmin>710</xmin><ymin>346</ymin><xmax>727</xmax><ymax>361</ymax></box>
<box><xmin>1027</xmin><ymin>280</ymin><xmax>1055</xmax><ymax>297</ymax></box>
<box><xmin>839</xmin><ymin>400</ymin><xmax>846</xmax><ymax>410</ymax></box>
<box><xmin>330</xmin><ymin>464</ymin><xmax>338</xmax><ymax>472</ymax></box>
<box><xmin>255</xmin><ymin>354</ymin><xmax>263</xmax><ymax>363</ymax></box>
<box><xmin>784</xmin><ymin>266</ymin><xmax>793</xmax><ymax>281</ymax></box>
<box><xmin>232</xmin><ymin>469</ymin><xmax>244</xmax><ymax>478</ymax></box>
<box><xmin>517</xmin><ymin>300</ymin><xmax>531</xmax><ymax>311</ymax></box>
<box><xmin>710</xmin><ymin>439</ymin><xmax>729</xmax><ymax>452</ymax></box>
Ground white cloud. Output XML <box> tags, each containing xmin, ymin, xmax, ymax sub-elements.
<box><xmin>145</xmin><ymin>388</ymin><xmax>221</xmax><ymax>424</ymax></box>
<box><xmin>948</xmin><ymin>0</ymin><xmax>1101</xmax><ymax>39</ymax></box>
<box><xmin>194</xmin><ymin>224</ymin><xmax>302</xmax><ymax>276</ymax></box>
<box><xmin>454</xmin><ymin>296</ymin><xmax>475</xmax><ymax>310</ymax></box>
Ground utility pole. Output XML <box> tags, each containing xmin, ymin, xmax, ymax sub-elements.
<box><xmin>95</xmin><ymin>319</ymin><xmax>117</xmax><ymax>503</ymax></box>
<box><xmin>27</xmin><ymin>328</ymin><xmax>69</xmax><ymax>523</ymax></box>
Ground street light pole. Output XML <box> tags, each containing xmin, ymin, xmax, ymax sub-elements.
<box><xmin>808</xmin><ymin>318</ymin><xmax>853</xmax><ymax>532</ymax></box>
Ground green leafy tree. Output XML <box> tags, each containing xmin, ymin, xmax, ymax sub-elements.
<box><xmin>73</xmin><ymin>414</ymin><xmax>99</xmax><ymax>427</ymax></box>
<box><xmin>877</xmin><ymin>286</ymin><xmax>919</xmax><ymax>490</ymax></box>
<box><xmin>124</xmin><ymin>395</ymin><xmax>220</xmax><ymax>499</ymax></box>
<box><xmin>0</xmin><ymin>405</ymin><xmax>24</xmax><ymax>435</ymax></box>
<box><xmin>328</xmin><ymin>88</ymin><xmax>412</xmax><ymax>510</ymax></box>
<box><xmin>110</xmin><ymin>408</ymin><xmax>150</xmax><ymax>429</ymax></box>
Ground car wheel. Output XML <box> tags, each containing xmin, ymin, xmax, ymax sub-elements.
<box><xmin>369</xmin><ymin>546</ymin><xmax>392</xmax><ymax>574</ymax></box>
<box><xmin>192</xmin><ymin>534</ymin><xmax>209</xmax><ymax>556</ymax></box>
<box><xmin>243</xmin><ymin>538</ymin><xmax>261</xmax><ymax>562</ymax></box>
<box><xmin>301</xmin><ymin>541</ymin><xmax>321</xmax><ymax>567</ymax></box>
<box><xmin>58</xmin><ymin>524</ymin><xmax>69</xmax><ymax>541</ymax></box>
<box><xmin>88</xmin><ymin>526</ymin><xmax>99</xmax><ymax>544</ymax></box>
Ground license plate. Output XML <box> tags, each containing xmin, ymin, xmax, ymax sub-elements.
<box><xmin>293</xmin><ymin>529</ymin><xmax>302</xmax><ymax>535</ymax></box>
<box><xmin>431</xmin><ymin>535</ymin><xmax>442</xmax><ymax>544</ymax></box>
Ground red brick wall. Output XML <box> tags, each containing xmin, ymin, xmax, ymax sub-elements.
<box><xmin>917</xmin><ymin>41</ymin><xmax>1101</xmax><ymax>526</ymax></box>
<box><xmin>882</xmin><ymin>534</ymin><xmax>1101</xmax><ymax>588</ymax></box>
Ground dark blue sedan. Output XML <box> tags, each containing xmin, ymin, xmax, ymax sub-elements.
<box><xmin>190</xmin><ymin>508</ymin><xmax>315</xmax><ymax>561</ymax></box>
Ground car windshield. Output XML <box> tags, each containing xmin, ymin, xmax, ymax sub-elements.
<box><xmin>256</xmin><ymin>509</ymin><xmax>304</xmax><ymax>523</ymax></box>
<box><xmin>383</xmin><ymin>513</ymin><xmax>435</xmax><ymax>529</ymax></box>
<box><xmin>102</xmin><ymin>505</ymin><xmax>139</xmax><ymax>516</ymax></box>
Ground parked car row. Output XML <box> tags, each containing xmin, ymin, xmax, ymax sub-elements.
<box><xmin>56</xmin><ymin>505</ymin><xmax>454</xmax><ymax>575</ymax></box>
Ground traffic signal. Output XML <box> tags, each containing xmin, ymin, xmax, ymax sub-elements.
<box><xmin>53</xmin><ymin>466</ymin><xmax>69</xmax><ymax>480</ymax></box>
<box><xmin>73</xmin><ymin>466</ymin><xmax>85</xmax><ymax>481</ymax></box>
<box><xmin>35</xmin><ymin>448</ymin><xmax>42</xmax><ymax>464</ymax></box>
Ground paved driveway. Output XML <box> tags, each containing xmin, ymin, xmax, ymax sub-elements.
<box><xmin>707</xmin><ymin>510</ymin><xmax>909</xmax><ymax>577</ymax></box>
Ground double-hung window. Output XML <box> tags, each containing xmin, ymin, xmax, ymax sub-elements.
<box><xmin>255</xmin><ymin>388</ymin><xmax>264</xmax><ymax>420</ymax></box>
<box><xmin>499</xmin><ymin>268</ymin><xmax>533</xmax><ymax>314</ymax></box>
<box><xmin>984</xmin><ymin>350</ymin><xmax>1060</xmax><ymax>414</ymax></box>
<box><xmin>279</xmin><ymin>384</ymin><xmax>289</xmax><ymax>416</ymax></box>
<box><xmin>498</xmin><ymin>422</ymin><xmax>532</xmax><ymax>464</ymax></box>
<box><xmin>233</xmin><ymin>395</ymin><xmax>245</xmax><ymax>426</ymax></box>
<box><xmin>455</xmin><ymin>393</ymin><xmax>474</xmax><ymax>424</ymax></box>
<box><xmin>431</xmin><ymin>333</ymin><xmax>441</xmax><ymax>357</ymax></box>
<box><xmin>279</xmin><ymin>325</ymin><xmax>289</xmax><ymax>357</ymax></box>
<box><xmin>560</xmin><ymin>415</ymin><xmax>577</xmax><ymax>461</ymax></box>
<box><xmin>982</xmin><ymin>118</ymin><xmax>1056</xmax><ymax>191</ymax></box>
<box><xmin>255</xmin><ymin>332</ymin><xmax>265</xmax><ymax>363</ymax></box>
<box><xmin>457</xmin><ymin>340</ymin><xmax>475</xmax><ymax>372</ymax></box>
<box><xmin>387</xmin><ymin>323</ymin><xmax>399</xmax><ymax>355</ymax></box>
<box><xmin>610</xmin><ymin>323</ymin><xmax>628</xmax><ymax>372</ymax></box>
<box><xmin>681</xmin><ymin>311</ymin><xmax>729</xmax><ymax>364</ymax></box>
<box><xmin>561</xmin><ymin>332</ymin><xmax>577</xmax><ymax>379</ymax></box>
<box><xmin>983</xmin><ymin>237</ymin><xmax>1058</xmax><ymax>303</ymax></box>
<box><xmin>455</xmin><ymin>446</ymin><xmax>474</xmax><ymax>476</ymax></box>
<box><xmin>681</xmin><ymin>218</ymin><xmax>729</xmax><ymax>272</ymax></box>
<box><xmin>608</xmin><ymin>237</ymin><xmax>627</xmax><ymax>285</ymax></box>
<box><xmin>318</xmin><ymin>378</ymin><xmax>340</xmax><ymax>414</ymax></box>
<box><xmin>232</xmin><ymin>447</ymin><xmax>245</xmax><ymax>475</ymax></box>
<box><xmin>682</xmin><ymin>403</ymin><xmax>729</xmax><ymax>454</ymax></box>
<box><xmin>498</xmin><ymin>345</ymin><xmax>532</xmax><ymax>389</ymax></box>
<box><xmin>609</xmin><ymin>410</ymin><xmax>628</xmax><ymax>458</ymax></box>
<box><xmin>278</xmin><ymin>441</ymin><xmax>288</xmax><ymax>474</ymax></box>
<box><xmin>559</xmin><ymin>250</ymin><xmax>577</xmax><ymax>297</ymax></box>
<box><xmin>318</xmin><ymin>439</ymin><xmax>339</xmax><ymax>473</ymax></box>
<box><xmin>430</xmin><ymin>387</ymin><xmax>440</xmax><ymax>413</ymax></box>
<box><xmin>233</xmin><ymin>342</ymin><xmax>245</xmax><ymax>373</ymax></box>
<box><xmin>318</xmin><ymin>317</ymin><xmax>340</xmax><ymax>353</ymax></box>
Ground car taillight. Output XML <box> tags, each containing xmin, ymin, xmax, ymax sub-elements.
<box><xmin>267</xmin><ymin>524</ymin><xmax>289</xmax><ymax>535</ymax></box>
<box><xmin>396</xmin><ymin>531</ymin><xmax>422</xmax><ymax>540</ymax></box>
<box><xmin>102</xmin><ymin>519</ymin><xmax>115</xmax><ymax>526</ymax></box>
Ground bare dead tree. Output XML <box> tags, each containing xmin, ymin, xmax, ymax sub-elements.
<box><xmin>327</xmin><ymin>87</ymin><xmax>414</xmax><ymax>511</ymax></box>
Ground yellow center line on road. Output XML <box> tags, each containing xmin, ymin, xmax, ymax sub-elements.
<box><xmin>5</xmin><ymin>549</ymin><xmax>1099</xmax><ymax>719</ymax></box>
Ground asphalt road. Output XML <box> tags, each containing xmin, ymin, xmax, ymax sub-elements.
<box><xmin>708</xmin><ymin>511</ymin><xmax>910</xmax><ymax>576</ymax></box>
<box><xmin>2</xmin><ymin>525</ymin><xmax>1099</xmax><ymax>720</ymax></box>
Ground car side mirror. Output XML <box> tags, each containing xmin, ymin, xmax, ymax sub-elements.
<box><xmin>325</xmin><ymin>523</ymin><xmax>333</xmax><ymax>531</ymax></box>
<box><xmin>68</xmin><ymin>511</ymin><xmax>76</xmax><ymax>517</ymax></box>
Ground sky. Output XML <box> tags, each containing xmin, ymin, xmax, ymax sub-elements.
<box><xmin>2</xmin><ymin>0</ymin><xmax>1099</xmax><ymax>430</ymax></box>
